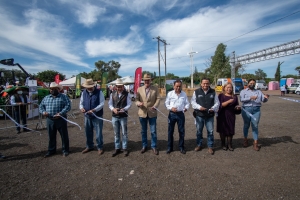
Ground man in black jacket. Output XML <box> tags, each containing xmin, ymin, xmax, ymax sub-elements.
<box><xmin>191</xmin><ymin>78</ymin><xmax>220</xmax><ymax>155</ymax></box>
<box><xmin>108</xmin><ymin>78</ymin><xmax>132</xmax><ymax>157</ymax></box>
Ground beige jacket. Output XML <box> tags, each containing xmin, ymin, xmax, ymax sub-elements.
<box><xmin>135</xmin><ymin>85</ymin><xmax>161</xmax><ymax>118</ymax></box>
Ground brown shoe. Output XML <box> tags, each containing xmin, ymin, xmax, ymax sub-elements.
<box><xmin>253</xmin><ymin>143</ymin><xmax>261</xmax><ymax>151</ymax></box>
<box><xmin>82</xmin><ymin>148</ymin><xmax>93</xmax><ymax>154</ymax></box>
<box><xmin>194</xmin><ymin>146</ymin><xmax>202</xmax><ymax>151</ymax></box>
<box><xmin>243</xmin><ymin>138</ymin><xmax>248</xmax><ymax>148</ymax></box>
<box><xmin>98</xmin><ymin>149</ymin><xmax>104</xmax><ymax>155</ymax></box>
<box><xmin>140</xmin><ymin>147</ymin><xmax>147</xmax><ymax>154</ymax></box>
<box><xmin>152</xmin><ymin>148</ymin><xmax>159</xmax><ymax>155</ymax></box>
<box><xmin>208</xmin><ymin>148</ymin><xmax>214</xmax><ymax>155</ymax></box>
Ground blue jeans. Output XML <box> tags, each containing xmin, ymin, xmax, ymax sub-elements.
<box><xmin>242</xmin><ymin>106</ymin><xmax>261</xmax><ymax>140</ymax></box>
<box><xmin>112</xmin><ymin>117</ymin><xmax>128</xmax><ymax>149</ymax></box>
<box><xmin>139</xmin><ymin>116</ymin><xmax>157</xmax><ymax>148</ymax></box>
<box><xmin>84</xmin><ymin>116</ymin><xmax>103</xmax><ymax>150</ymax></box>
<box><xmin>195</xmin><ymin>116</ymin><xmax>214</xmax><ymax>148</ymax></box>
<box><xmin>168</xmin><ymin>112</ymin><xmax>185</xmax><ymax>150</ymax></box>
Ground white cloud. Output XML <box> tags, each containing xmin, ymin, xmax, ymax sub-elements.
<box><xmin>75</xmin><ymin>3</ymin><xmax>106</xmax><ymax>27</ymax></box>
<box><xmin>85</xmin><ymin>25</ymin><xmax>144</xmax><ymax>57</ymax></box>
<box><xmin>0</xmin><ymin>7</ymin><xmax>90</xmax><ymax>69</ymax></box>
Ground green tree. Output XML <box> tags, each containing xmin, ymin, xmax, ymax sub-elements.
<box><xmin>255</xmin><ymin>69</ymin><xmax>267</xmax><ymax>80</ymax></box>
<box><xmin>95</xmin><ymin>60</ymin><xmax>121</xmax><ymax>82</ymax></box>
<box><xmin>166</xmin><ymin>73</ymin><xmax>179</xmax><ymax>79</ymax></box>
<box><xmin>282</xmin><ymin>74</ymin><xmax>298</xmax><ymax>79</ymax></box>
<box><xmin>209</xmin><ymin>43</ymin><xmax>231</xmax><ymax>84</ymax></box>
<box><xmin>242</xmin><ymin>73</ymin><xmax>256</xmax><ymax>81</ymax></box>
<box><xmin>295</xmin><ymin>66</ymin><xmax>300</xmax><ymax>76</ymax></box>
<box><xmin>274</xmin><ymin>61</ymin><xmax>283</xmax><ymax>82</ymax></box>
<box><xmin>36</xmin><ymin>70</ymin><xmax>65</xmax><ymax>83</ymax></box>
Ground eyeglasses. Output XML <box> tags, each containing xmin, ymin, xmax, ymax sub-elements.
<box><xmin>117</xmin><ymin>86</ymin><xmax>123</xmax><ymax>88</ymax></box>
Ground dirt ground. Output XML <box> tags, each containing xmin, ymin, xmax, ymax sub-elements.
<box><xmin>0</xmin><ymin>90</ymin><xmax>300</xmax><ymax>199</ymax></box>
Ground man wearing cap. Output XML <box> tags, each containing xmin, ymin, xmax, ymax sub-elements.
<box><xmin>39</xmin><ymin>82</ymin><xmax>71</xmax><ymax>157</ymax></box>
<box><xmin>136</xmin><ymin>73</ymin><xmax>161</xmax><ymax>155</ymax></box>
<box><xmin>10</xmin><ymin>86</ymin><xmax>30</xmax><ymax>133</ymax></box>
<box><xmin>80</xmin><ymin>79</ymin><xmax>105</xmax><ymax>155</ymax></box>
<box><xmin>108</xmin><ymin>78</ymin><xmax>132</xmax><ymax>157</ymax></box>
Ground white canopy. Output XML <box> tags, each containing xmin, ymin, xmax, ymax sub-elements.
<box><xmin>107</xmin><ymin>76</ymin><xmax>135</xmax><ymax>85</ymax></box>
<box><xmin>59</xmin><ymin>77</ymin><xmax>86</xmax><ymax>87</ymax></box>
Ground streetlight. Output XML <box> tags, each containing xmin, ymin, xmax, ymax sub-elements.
<box><xmin>187</xmin><ymin>49</ymin><xmax>198</xmax><ymax>88</ymax></box>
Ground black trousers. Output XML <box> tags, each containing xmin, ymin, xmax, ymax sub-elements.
<box><xmin>14</xmin><ymin>107</ymin><xmax>27</xmax><ymax>131</ymax></box>
<box><xmin>46</xmin><ymin>117</ymin><xmax>69</xmax><ymax>153</ymax></box>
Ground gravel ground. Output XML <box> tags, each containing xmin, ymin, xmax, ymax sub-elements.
<box><xmin>0</xmin><ymin>90</ymin><xmax>300</xmax><ymax>199</ymax></box>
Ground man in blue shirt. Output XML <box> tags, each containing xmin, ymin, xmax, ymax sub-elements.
<box><xmin>80</xmin><ymin>79</ymin><xmax>105</xmax><ymax>155</ymax></box>
<box><xmin>39</xmin><ymin>82</ymin><xmax>71</xmax><ymax>158</ymax></box>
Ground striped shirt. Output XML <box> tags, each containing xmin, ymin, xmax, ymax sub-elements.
<box><xmin>39</xmin><ymin>93</ymin><xmax>71</xmax><ymax>117</ymax></box>
<box><xmin>240</xmin><ymin>88</ymin><xmax>268</xmax><ymax>107</ymax></box>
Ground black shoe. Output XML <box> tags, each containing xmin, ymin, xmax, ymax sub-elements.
<box><xmin>180</xmin><ymin>148</ymin><xmax>186</xmax><ymax>154</ymax></box>
<box><xmin>112</xmin><ymin>149</ymin><xmax>121</xmax><ymax>157</ymax></box>
<box><xmin>44</xmin><ymin>152</ymin><xmax>55</xmax><ymax>158</ymax></box>
<box><xmin>23</xmin><ymin>128</ymin><xmax>30</xmax><ymax>132</ymax></box>
<box><xmin>63</xmin><ymin>152</ymin><xmax>69</xmax><ymax>157</ymax></box>
<box><xmin>17</xmin><ymin>130</ymin><xmax>21</xmax><ymax>134</ymax></box>
<box><xmin>166</xmin><ymin>149</ymin><xmax>173</xmax><ymax>154</ymax></box>
<box><xmin>123</xmin><ymin>149</ymin><xmax>129</xmax><ymax>157</ymax></box>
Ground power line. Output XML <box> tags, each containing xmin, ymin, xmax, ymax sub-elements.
<box><xmin>122</xmin><ymin>10</ymin><xmax>300</xmax><ymax>67</ymax></box>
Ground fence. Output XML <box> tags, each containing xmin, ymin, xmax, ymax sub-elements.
<box><xmin>0</xmin><ymin>98</ymin><xmax>82</xmax><ymax>132</ymax></box>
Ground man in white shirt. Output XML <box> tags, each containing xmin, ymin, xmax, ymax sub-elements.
<box><xmin>165</xmin><ymin>80</ymin><xmax>190</xmax><ymax>154</ymax></box>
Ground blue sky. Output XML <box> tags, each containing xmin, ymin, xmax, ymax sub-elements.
<box><xmin>0</xmin><ymin>0</ymin><xmax>299</xmax><ymax>80</ymax></box>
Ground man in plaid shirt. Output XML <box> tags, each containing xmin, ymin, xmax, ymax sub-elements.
<box><xmin>39</xmin><ymin>82</ymin><xmax>71</xmax><ymax>158</ymax></box>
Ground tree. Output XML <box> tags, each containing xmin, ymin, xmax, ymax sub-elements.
<box><xmin>255</xmin><ymin>69</ymin><xmax>267</xmax><ymax>80</ymax></box>
<box><xmin>282</xmin><ymin>74</ymin><xmax>298</xmax><ymax>79</ymax></box>
<box><xmin>275</xmin><ymin>61</ymin><xmax>284</xmax><ymax>82</ymax></box>
<box><xmin>295</xmin><ymin>66</ymin><xmax>300</xmax><ymax>76</ymax></box>
<box><xmin>95</xmin><ymin>60</ymin><xmax>121</xmax><ymax>82</ymax></box>
<box><xmin>209</xmin><ymin>43</ymin><xmax>231</xmax><ymax>84</ymax></box>
<box><xmin>166</xmin><ymin>73</ymin><xmax>179</xmax><ymax>79</ymax></box>
<box><xmin>36</xmin><ymin>70</ymin><xmax>65</xmax><ymax>83</ymax></box>
<box><xmin>242</xmin><ymin>73</ymin><xmax>256</xmax><ymax>81</ymax></box>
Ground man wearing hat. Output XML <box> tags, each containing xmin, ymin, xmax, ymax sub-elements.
<box><xmin>10</xmin><ymin>86</ymin><xmax>30</xmax><ymax>133</ymax></box>
<box><xmin>80</xmin><ymin>79</ymin><xmax>105</xmax><ymax>155</ymax></box>
<box><xmin>108</xmin><ymin>78</ymin><xmax>132</xmax><ymax>157</ymax></box>
<box><xmin>136</xmin><ymin>73</ymin><xmax>161</xmax><ymax>155</ymax></box>
<box><xmin>39</xmin><ymin>82</ymin><xmax>71</xmax><ymax>157</ymax></box>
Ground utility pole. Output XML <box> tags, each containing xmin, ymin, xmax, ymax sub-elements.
<box><xmin>153</xmin><ymin>36</ymin><xmax>168</xmax><ymax>88</ymax></box>
<box><xmin>187</xmin><ymin>48</ymin><xmax>198</xmax><ymax>88</ymax></box>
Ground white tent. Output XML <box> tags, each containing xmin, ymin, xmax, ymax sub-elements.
<box><xmin>107</xmin><ymin>76</ymin><xmax>135</xmax><ymax>85</ymax></box>
<box><xmin>59</xmin><ymin>77</ymin><xmax>86</xmax><ymax>87</ymax></box>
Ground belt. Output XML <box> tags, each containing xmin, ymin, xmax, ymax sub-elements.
<box><xmin>170</xmin><ymin>111</ymin><xmax>183</xmax><ymax>114</ymax></box>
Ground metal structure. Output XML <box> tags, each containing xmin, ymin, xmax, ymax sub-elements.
<box><xmin>230</xmin><ymin>39</ymin><xmax>300</xmax><ymax>92</ymax></box>
<box><xmin>188</xmin><ymin>49</ymin><xmax>198</xmax><ymax>88</ymax></box>
<box><xmin>153</xmin><ymin>36</ymin><xmax>168</xmax><ymax>88</ymax></box>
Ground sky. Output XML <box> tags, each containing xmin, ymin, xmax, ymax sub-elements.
<box><xmin>0</xmin><ymin>0</ymin><xmax>299</xmax><ymax>80</ymax></box>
